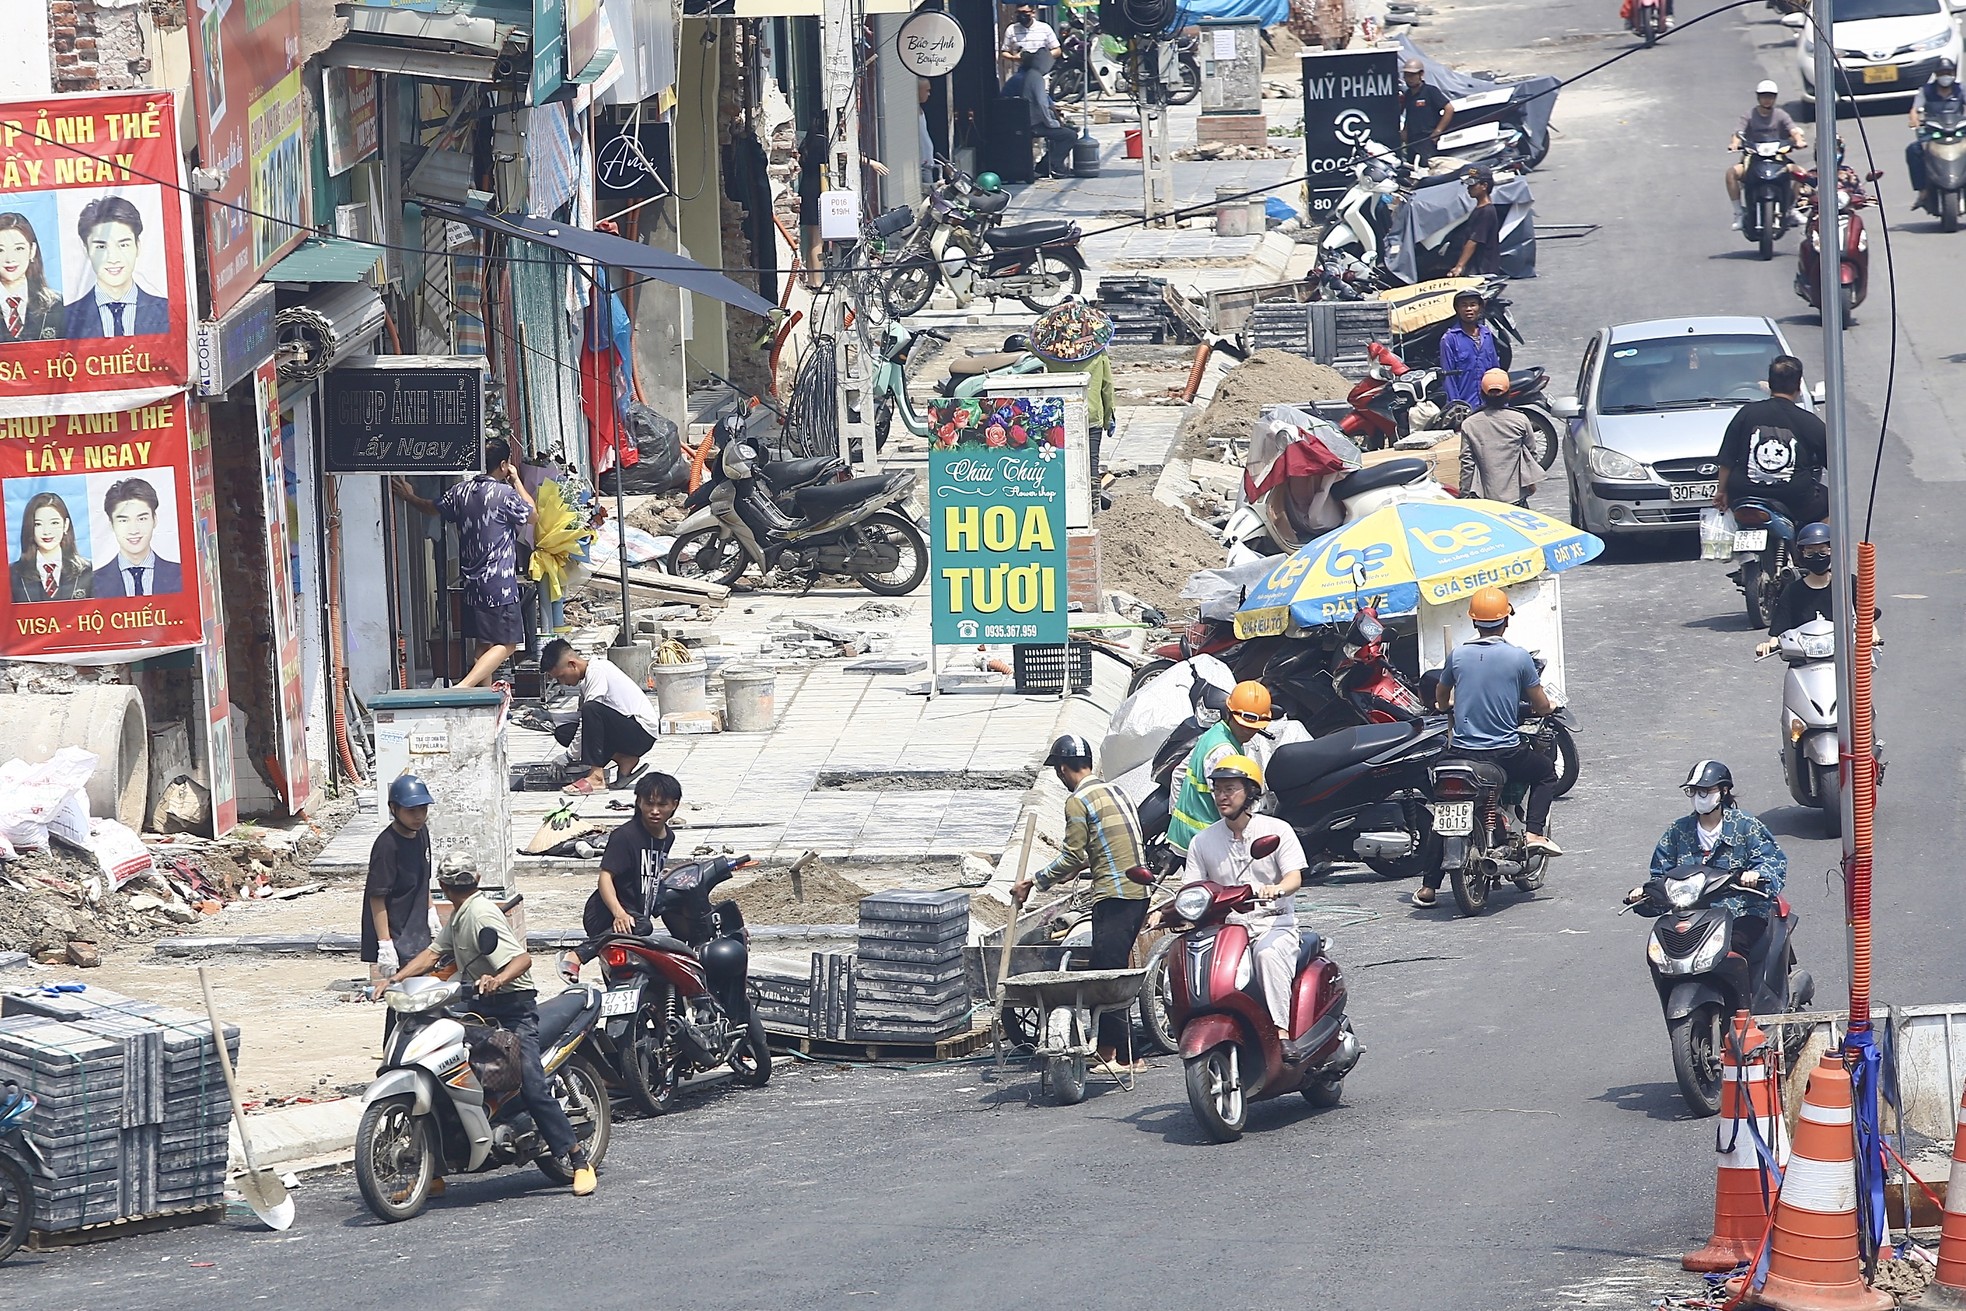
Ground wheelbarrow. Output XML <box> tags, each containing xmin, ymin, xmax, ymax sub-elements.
<box><xmin>996</xmin><ymin>968</ymin><xmax>1148</xmax><ymax>1105</ymax></box>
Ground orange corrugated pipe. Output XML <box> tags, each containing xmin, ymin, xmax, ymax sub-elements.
<box><xmin>1848</xmin><ymin>541</ymin><xmax>1877</xmax><ymax>1022</ymax></box>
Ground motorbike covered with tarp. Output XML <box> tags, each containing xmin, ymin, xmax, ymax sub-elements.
<box><xmin>1383</xmin><ymin>172</ymin><xmax>1538</xmax><ymax>284</ymax></box>
<box><xmin>1395</xmin><ymin>34</ymin><xmax>1560</xmax><ymax>166</ymax></box>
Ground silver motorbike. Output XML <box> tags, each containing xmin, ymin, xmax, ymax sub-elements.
<box><xmin>1770</xmin><ymin>617</ymin><xmax>1845</xmax><ymax>837</ymax></box>
<box><xmin>355</xmin><ymin>976</ymin><xmax>613</xmax><ymax>1222</ymax></box>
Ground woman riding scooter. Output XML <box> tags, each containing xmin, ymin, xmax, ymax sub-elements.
<box><xmin>1627</xmin><ymin>761</ymin><xmax>1787</xmax><ymax>971</ymax></box>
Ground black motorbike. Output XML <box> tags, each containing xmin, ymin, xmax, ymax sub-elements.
<box><xmin>1739</xmin><ymin>141</ymin><xmax>1799</xmax><ymax>260</ymax></box>
<box><xmin>1425</xmin><ymin>712</ymin><xmax>1567</xmax><ymax>916</ymax></box>
<box><xmin>1626</xmin><ymin>863</ymin><xmax>1814</xmax><ymax>1116</ymax></box>
<box><xmin>1</xmin><ymin>1080</ymin><xmax>46</xmax><ymax>1263</ymax></box>
<box><xmin>1726</xmin><ymin>495</ymin><xmax>1799</xmax><ymax>630</ymax></box>
<box><xmin>586</xmin><ymin>855</ymin><xmax>771</xmax><ymax>1117</ymax></box>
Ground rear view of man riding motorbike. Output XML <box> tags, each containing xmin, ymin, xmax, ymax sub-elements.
<box><xmin>1415</xmin><ymin>586</ymin><xmax>1560</xmax><ymax>908</ymax></box>
<box><xmin>1713</xmin><ymin>353</ymin><xmax>1827</xmax><ymax>528</ymax></box>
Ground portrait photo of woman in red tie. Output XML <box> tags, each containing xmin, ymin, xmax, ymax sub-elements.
<box><xmin>9</xmin><ymin>488</ymin><xmax>95</xmax><ymax>603</ymax></box>
<box><xmin>0</xmin><ymin>209</ymin><xmax>66</xmax><ymax>345</ymax></box>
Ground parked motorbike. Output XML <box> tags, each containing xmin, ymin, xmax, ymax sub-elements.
<box><xmin>866</xmin><ymin>324</ymin><xmax>1043</xmax><ymax>452</ymax></box>
<box><xmin>1425</xmin><ymin>709</ymin><xmax>1568</xmax><ymax>915</ymax></box>
<box><xmin>1</xmin><ymin>1081</ymin><xmax>46</xmax><ymax>1263</ymax></box>
<box><xmin>1343</xmin><ymin>340</ymin><xmax>1559</xmax><ymax>468</ymax></box>
<box><xmin>1263</xmin><ymin>714</ymin><xmax>1451</xmax><ymax>880</ymax></box>
<box><xmin>1626</xmin><ymin>864</ymin><xmax>1814</xmax><ymax>1115</ymax></box>
<box><xmin>1919</xmin><ymin>99</ymin><xmax>1966</xmax><ymax>231</ymax></box>
<box><xmin>1164</xmin><ymin>834</ymin><xmax>1364</xmax><ymax>1141</ymax></box>
<box><xmin>1739</xmin><ymin>142</ymin><xmax>1800</xmax><ymax>259</ymax></box>
<box><xmin>884</xmin><ymin>208</ymin><xmax>1086</xmax><ymax>317</ymax></box>
<box><xmin>587</xmin><ymin>855</ymin><xmax>772</xmax><ymax>1117</ymax></box>
<box><xmin>356</xmin><ymin>977</ymin><xmax>613</xmax><ymax>1221</ymax></box>
<box><xmin>1794</xmin><ymin>172</ymin><xmax>1879</xmax><ymax>328</ymax></box>
<box><xmin>1439</xmin><ymin>84</ymin><xmax>1551</xmax><ymax>170</ymax></box>
<box><xmin>1726</xmin><ymin>495</ymin><xmax>1798</xmax><ymax>630</ymax></box>
<box><xmin>667</xmin><ymin>461</ymin><xmax>928</xmax><ymax>596</ymax></box>
<box><xmin>1050</xmin><ymin>19</ymin><xmax>1200</xmax><ymax>104</ymax></box>
<box><xmin>1767</xmin><ymin>617</ymin><xmax>1845</xmax><ymax>838</ymax></box>
<box><xmin>1432</xmin><ymin>91</ymin><xmax>1538</xmax><ymax>175</ymax></box>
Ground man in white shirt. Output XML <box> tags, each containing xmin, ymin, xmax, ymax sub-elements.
<box><xmin>1163</xmin><ymin>754</ymin><xmax>1308</xmax><ymax>1043</ymax></box>
<box><xmin>541</xmin><ymin>638</ymin><xmax>661</xmax><ymax>796</ymax></box>
<box><xmin>999</xmin><ymin>4</ymin><xmax>1061</xmax><ymax>78</ymax></box>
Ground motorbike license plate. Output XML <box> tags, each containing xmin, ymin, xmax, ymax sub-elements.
<box><xmin>1670</xmin><ymin>481</ymin><xmax>1717</xmax><ymax>503</ymax></box>
<box><xmin>1862</xmin><ymin>64</ymin><xmax>1899</xmax><ymax>84</ymax></box>
<box><xmin>600</xmin><ymin>985</ymin><xmax>643</xmax><ymax>1018</ymax></box>
<box><xmin>1430</xmin><ymin>801</ymin><xmax>1475</xmax><ymax>836</ymax></box>
<box><xmin>1733</xmin><ymin>529</ymin><xmax>1768</xmax><ymax>552</ymax></box>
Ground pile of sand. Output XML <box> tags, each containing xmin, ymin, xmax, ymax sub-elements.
<box><xmin>733</xmin><ymin>867</ymin><xmax>871</xmax><ymax>926</ymax></box>
<box><xmin>1097</xmin><ymin>482</ymin><xmax>1227</xmax><ymax>619</ymax></box>
<box><xmin>1182</xmin><ymin>349</ymin><xmax>1350</xmax><ymax>458</ymax></box>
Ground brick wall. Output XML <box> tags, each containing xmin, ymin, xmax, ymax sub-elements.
<box><xmin>1195</xmin><ymin>113</ymin><xmax>1271</xmax><ymax>148</ymax></box>
<box><xmin>1066</xmin><ymin>527</ymin><xmax>1102</xmax><ymax>614</ymax></box>
<box><xmin>46</xmin><ymin>0</ymin><xmax>180</xmax><ymax>94</ymax></box>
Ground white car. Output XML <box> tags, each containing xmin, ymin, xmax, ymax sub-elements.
<box><xmin>1788</xmin><ymin>0</ymin><xmax>1965</xmax><ymax>103</ymax></box>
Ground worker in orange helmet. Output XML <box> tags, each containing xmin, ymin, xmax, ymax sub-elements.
<box><xmin>1165</xmin><ymin>680</ymin><xmax>1275</xmax><ymax>856</ymax></box>
<box><xmin>1414</xmin><ymin>586</ymin><xmax>1561</xmax><ymax>909</ymax></box>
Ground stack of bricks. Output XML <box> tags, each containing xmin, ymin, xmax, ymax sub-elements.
<box><xmin>1066</xmin><ymin>528</ymin><xmax>1103</xmax><ymax>614</ymax></box>
<box><xmin>1196</xmin><ymin>113</ymin><xmax>1271</xmax><ymax>150</ymax></box>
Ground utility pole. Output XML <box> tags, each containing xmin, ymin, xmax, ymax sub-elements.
<box><xmin>821</xmin><ymin>0</ymin><xmax>872</xmax><ymax>472</ymax></box>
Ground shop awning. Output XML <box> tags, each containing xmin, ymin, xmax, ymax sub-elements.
<box><xmin>424</xmin><ymin>203</ymin><xmax>777</xmax><ymax>317</ymax></box>
<box><xmin>262</xmin><ymin>237</ymin><xmax>383</xmax><ymax>286</ymax></box>
<box><xmin>687</xmin><ymin>0</ymin><xmax>910</xmax><ymax>14</ymax></box>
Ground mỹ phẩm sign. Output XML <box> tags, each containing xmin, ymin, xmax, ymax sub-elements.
<box><xmin>928</xmin><ymin>397</ymin><xmax>1067</xmax><ymax>646</ymax></box>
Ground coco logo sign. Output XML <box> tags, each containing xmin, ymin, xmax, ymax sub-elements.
<box><xmin>895</xmin><ymin>9</ymin><xmax>965</xmax><ymax>79</ymax></box>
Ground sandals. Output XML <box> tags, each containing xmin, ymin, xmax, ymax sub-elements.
<box><xmin>561</xmin><ymin>777</ymin><xmax>605</xmax><ymax>796</ymax></box>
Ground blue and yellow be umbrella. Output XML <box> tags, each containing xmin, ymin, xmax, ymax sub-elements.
<box><xmin>1235</xmin><ymin>499</ymin><xmax>1604</xmax><ymax>638</ymax></box>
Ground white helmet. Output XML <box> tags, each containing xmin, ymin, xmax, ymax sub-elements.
<box><xmin>1756</xmin><ymin>80</ymin><xmax>1779</xmax><ymax>95</ymax></box>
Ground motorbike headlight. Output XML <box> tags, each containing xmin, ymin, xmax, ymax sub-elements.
<box><xmin>1665</xmin><ymin>876</ymin><xmax>1702</xmax><ymax>910</ymax></box>
<box><xmin>1689</xmin><ymin>932</ymin><xmax>1728</xmax><ymax>973</ymax></box>
<box><xmin>1646</xmin><ymin>936</ymin><xmax>1669</xmax><ymax>968</ymax></box>
<box><xmin>1173</xmin><ymin>885</ymin><xmax>1212</xmax><ymax>922</ymax></box>
<box><xmin>1589</xmin><ymin>446</ymin><xmax>1646</xmax><ymax>481</ymax></box>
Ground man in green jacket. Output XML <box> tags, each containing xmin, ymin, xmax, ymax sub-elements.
<box><xmin>1165</xmin><ymin>680</ymin><xmax>1274</xmax><ymax>855</ymax></box>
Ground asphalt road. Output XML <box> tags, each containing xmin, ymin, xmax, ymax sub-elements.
<box><xmin>13</xmin><ymin>3</ymin><xmax>1966</xmax><ymax>1307</ymax></box>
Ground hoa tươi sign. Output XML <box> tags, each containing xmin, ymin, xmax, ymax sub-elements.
<box><xmin>927</xmin><ymin>397</ymin><xmax>1067</xmax><ymax>646</ymax></box>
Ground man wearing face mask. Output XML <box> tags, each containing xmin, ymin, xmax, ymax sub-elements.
<box><xmin>1754</xmin><ymin>522</ymin><xmax>1884</xmax><ymax>656</ymax></box>
<box><xmin>1632</xmin><ymin>761</ymin><xmax>1787</xmax><ymax>974</ymax></box>
<box><xmin>1907</xmin><ymin>58</ymin><xmax>1964</xmax><ymax>213</ymax></box>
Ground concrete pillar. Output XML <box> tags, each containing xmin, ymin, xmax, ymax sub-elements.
<box><xmin>676</xmin><ymin>17</ymin><xmax>728</xmax><ymax>380</ymax></box>
<box><xmin>872</xmin><ymin>16</ymin><xmax>926</xmax><ymax>210</ymax></box>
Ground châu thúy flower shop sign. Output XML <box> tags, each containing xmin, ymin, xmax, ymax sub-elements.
<box><xmin>927</xmin><ymin>396</ymin><xmax>1067</xmax><ymax>647</ymax></box>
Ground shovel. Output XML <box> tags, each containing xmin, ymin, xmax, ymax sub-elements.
<box><xmin>198</xmin><ymin>966</ymin><xmax>294</xmax><ymax>1231</ymax></box>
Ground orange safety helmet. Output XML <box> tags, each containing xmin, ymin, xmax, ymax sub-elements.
<box><xmin>1480</xmin><ymin>367</ymin><xmax>1511</xmax><ymax>397</ymax></box>
<box><xmin>1226</xmin><ymin>680</ymin><xmax>1273</xmax><ymax>729</ymax></box>
<box><xmin>1469</xmin><ymin>586</ymin><xmax>1512</xmax><ymax>628</ymax></box>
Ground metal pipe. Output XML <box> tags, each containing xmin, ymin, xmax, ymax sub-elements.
<box><xmin>1812</xmin><ymin>0</ymin><xmax>1861</xmax><ymax>1026</ymax></box>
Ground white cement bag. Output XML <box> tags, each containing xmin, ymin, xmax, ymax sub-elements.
<box><xmin>1100</xmin><ymin>655</ymin><xmax>1234</xmax><ymax>782</ymax></box>
<box><xmin>0</xmin><ymin>746</ymin><xmax>97</xmax><ymax>852</ymax></box>
<box><xmin>87</xmin><ymin>819</ymin><xmax>154</xmax><ymax>889</ymax></box>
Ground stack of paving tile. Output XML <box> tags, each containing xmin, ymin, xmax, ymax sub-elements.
<box><xmin>849</xmin><ymin>891</ymin><xmax>972</xmax><ymax>1044</ymax></box>
<box><xmin>808</xmin><ymin>951</ymin><xmax>855</xmax><ymax>1041</ymax></box>
<box><xmin>0</xmin><ymin>987</ymin><xmax>236</xmax><ymax>1229</ymax></box>
<box><xmin>749</xmin><ymin>970</ymin><xmax>813</xmax><ymax>1035</ymax></box>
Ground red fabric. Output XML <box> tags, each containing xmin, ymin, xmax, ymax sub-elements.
<box><xmin>579</xmin><ymin>342</ymin><xmax>636</xmax><ymax>474</ymax></box>
<box><xmin>1244</xmin><ymin>429</ymin><xmax>1347</xmax><ymax>502</ymax></box>
<box><xmin>1619</xmin><ymin>0</ymin><xmax>1634</xmax><ymax>18</ymax></box>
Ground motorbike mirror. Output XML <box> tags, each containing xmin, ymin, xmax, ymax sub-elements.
<box><xmin>1811</xmin><ymin>381</ymin><xmax>1827</xmax><ymax>404</ymax></box>
<box><xmin>1780</xmin><ymin>12</ymin><xmax>1805</xmax><ymax>26</ymax></box>
<box><xmin>1250</xmin><ymin>834</ymin><xmax>1282</xmax><ymax>859</ymax></box>
<box><xmin>476</xmin><ymin>925</ymin><xmax>502</xmax><ymax>956</ymax></box>
<box><xmin>1866</xmin><ymin>170</ymin><xmax>1885</xmax><ymax>181</ymax></box>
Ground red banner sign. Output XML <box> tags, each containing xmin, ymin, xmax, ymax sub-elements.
<box><xmin>0</xmin><ymin>91</ymin><xmax>195</xmax><ymax>418</ymax></box>
<box><xmin>0</xmin><ymin>396</ymin><xmax>205</xmax><ymax>659</ymax></box>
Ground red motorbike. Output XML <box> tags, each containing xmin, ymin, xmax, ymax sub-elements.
<box><xmin>1165</xmin><ymin>835</ymin><xmax>1363</xmax><ymax>1142</ymax></box>
<box><xmin>1794</xmin><ymin>169</ymin><xmax>1881</xmax><ymax>329</ymax></box>
<box><xmin>1342</xmin><ymin>341</ymin><xmax>1560</xmax><ymax>468</ymax></box>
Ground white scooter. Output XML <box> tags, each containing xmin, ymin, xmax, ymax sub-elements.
<box><xmin>1769</xmin><ymin>617</ymin><xmax>1844</xmax><ymax>837</ymax></box>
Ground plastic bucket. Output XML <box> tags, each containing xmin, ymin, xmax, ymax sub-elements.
<box><xmin>650</xmin><ymin>660</ymin><xmax>709</xmax><ymax>716</ymax></box>
<box><xmin>1215</xmin><ymin>186</ymin><xmax>1250</xmax><ymax>237</ymax></box>
<box><xmin>720</xmin><ymin>666</ymin><xmax>777</xmax><ymax>733</ymax></box>
<box><xmin>1124</xmin><ymin>128</ymin><xmax>1143</xmax><ymax>159</ymax></box>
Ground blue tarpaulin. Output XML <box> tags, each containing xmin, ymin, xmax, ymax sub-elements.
<box><xmin>1175</xmin><ymin>0</ymin><xmax>1289</xmax><ymax>26</ymax></box>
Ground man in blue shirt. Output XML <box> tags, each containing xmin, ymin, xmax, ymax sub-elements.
<box><xmin>1437</xmin><ymin>289</ymin><xmax>1501</xmax><ymax>410</ymax></box>
<box><xmin>1415</xmin><ymin>586</ymin><xmax>1559</xmax><ymax>906</ymax></box>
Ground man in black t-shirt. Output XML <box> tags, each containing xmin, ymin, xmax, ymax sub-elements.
<box><xmin>564</xmin><ymin>771</ymin><xmax>682</xmax><ymax>978</ymax></box>
<box><xmin>1714</xmin><ymin>354</ymin><xmax>1828</xmax><ymax>526</ymax></box>
<box><xmin>1449</xmin><ymin>167</ymin><xmax>1502</xmax><ymax>278</ymax></box>
<box><xmin>363</xmin><ymin>774</ymin><xmax>436</xmax><ymax>988</ymax></box>
<box><xmin>1399</xmin><ymin>59</ymin><xmax>1454</xmax><ymax>163</ymax></box>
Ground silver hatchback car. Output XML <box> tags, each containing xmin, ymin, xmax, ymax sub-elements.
<box><xmin>1555</xmin><ymin>316</ymin><xmax>1805</xmax><ymax>539</ymax></box>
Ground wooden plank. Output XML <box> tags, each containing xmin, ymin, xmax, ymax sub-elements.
<box><xmin>763</xmin><ymin>1022</ymin><xmax>991</xmax><ymax>1063</ymax></box>
<box><xmin>585</xmin><ymin>560</ymin><xmax>731</xmax><ymax>606</ymax></box>
<box><xmin>29</xmin><ymin>1204</ymin><xmax>225</xmax><ymax>1250</ymax></box>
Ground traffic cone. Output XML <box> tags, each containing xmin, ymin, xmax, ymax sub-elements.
<box><xmin>1906</xmin><ymin>1080</ymin><xmax>1966</xmax><ymax>1308</ymax></box>
<box><xmin>1684</xmin><ymin>1012</ymin><xmax>1789</xmax><ymax>1272</ymax></box>
<box><xmin>1744</xmin><ymin>1052</ymin><xmax>1891</xmax><ymax>1311</ymax></box>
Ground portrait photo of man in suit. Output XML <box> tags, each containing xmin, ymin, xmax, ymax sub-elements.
<box><xmin>64</xmin><ymin>195</ymin><xmax>170</xmax><ymax>340</ymax></box>
<box><xmin>92</xmin><ymin>477</ymin><xmax>181</xmax><ymax>598</ymax></box>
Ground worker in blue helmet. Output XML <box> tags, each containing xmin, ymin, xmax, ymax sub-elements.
<box><xmin>364</xmin><ymin>775</ymin><xmax>437</xmax><ymax>992</ymax></box>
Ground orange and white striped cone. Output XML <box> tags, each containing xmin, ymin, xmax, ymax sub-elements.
<box><xmin>1685</xmin><ymin>1012</ymin><xmax>1789</xmax><ymax>1272</ymax></box>
<box><xmin>1744</xmin><ymin>1052</ymin><xmax>1891</xmax><ymax>1311</ymax></box>
<box><xmin>1906</xmin><ymin>1080</ymin><xmax>1966</xmax><ymax>1308</ymax></box>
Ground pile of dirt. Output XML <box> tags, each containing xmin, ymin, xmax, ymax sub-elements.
<box><xmin>625</xmin><ymin>491</ymin><xmax>689</xmax><ymax>539</ymax></box>
<box><xmin>1182</xmin><ymin>349</ymin><xmax>1350</xmax><ymax>459</ymax></box>
<box><xmin>1097</xmin><ymin>481</ymin><xmax>1227</xmax><ymax>619</ymax></box>
<box><xmin>0</xmin><ymin>848</ymin><xmax>175</xmax><ymax>959</ymax></box>
<box><xmin>734</xmin><ymin>867</ymin><xmax>873</xmax><ymax>926</ymax></box>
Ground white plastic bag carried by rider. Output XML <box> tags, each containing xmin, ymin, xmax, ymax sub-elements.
<box><xmin>1699</xmin><ymin>507</ymin><xmax>1737</xmax><ymax>561</ymax></box>
<box><xmin>0</xmin><ymin>746</ymin><xmax>98</xmax><ymax>854</ymax></box>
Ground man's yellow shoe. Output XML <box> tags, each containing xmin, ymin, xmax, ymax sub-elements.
<box><xmin>572</xmin><ymin>1164</ymin><xmax>597</xmax><ymax>1197</ymax></box>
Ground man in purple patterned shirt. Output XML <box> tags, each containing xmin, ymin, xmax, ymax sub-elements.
<box><xmin>393</xmin><ymin>436</ymin><xmax>536</xmax><ymax>687</ymax></box>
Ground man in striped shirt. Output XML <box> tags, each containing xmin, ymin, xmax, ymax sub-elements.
<box><xmin>1013</xmin><ymin>734</ymin><xmax>1151</xmax><ymax>1070</ymax></box>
